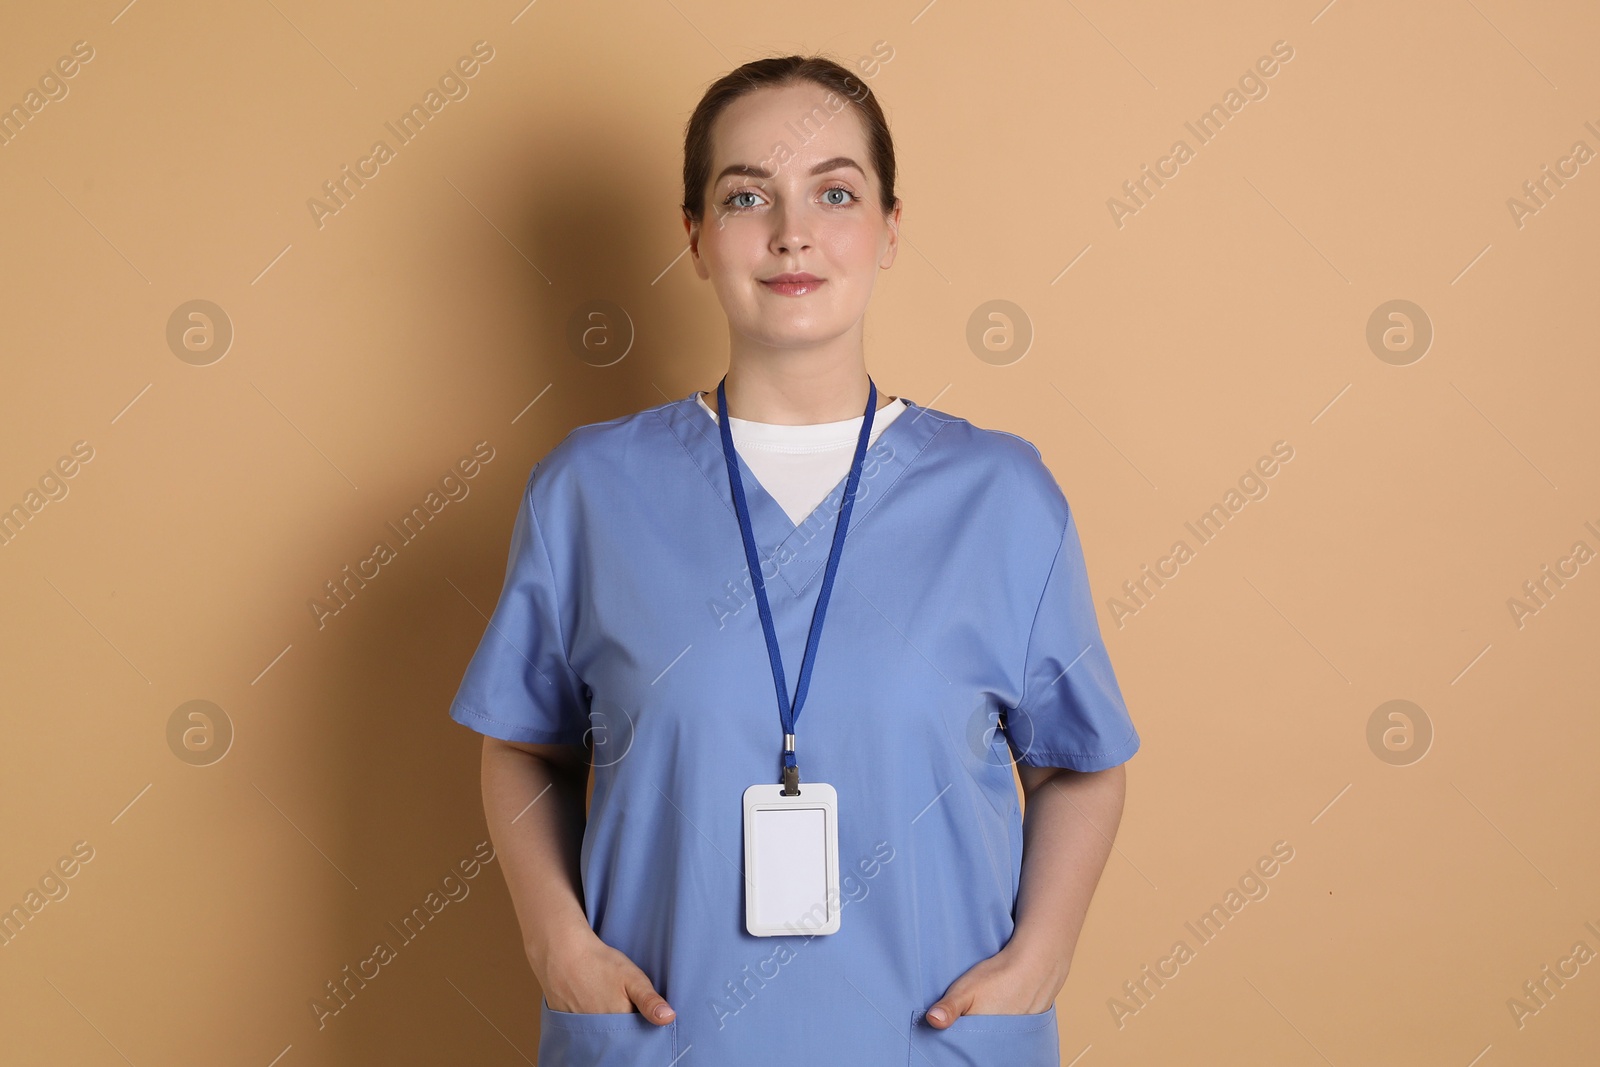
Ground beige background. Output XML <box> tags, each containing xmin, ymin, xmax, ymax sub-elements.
<box><xmin>2</xmin><ymin>0</ymin><xmax>1597</xmax><ymax>1063</ymax></box>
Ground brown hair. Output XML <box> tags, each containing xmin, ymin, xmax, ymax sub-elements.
<box><xmin>681</xmin><ymin>55</ymin><xmax>897</xmax><ymax>225</ymax></box>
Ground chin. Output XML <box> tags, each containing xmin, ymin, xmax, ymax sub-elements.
<box><xmin>748</xmin><ymin>325</ymin><xmax>841</xmax><ymax>348</ymax></box>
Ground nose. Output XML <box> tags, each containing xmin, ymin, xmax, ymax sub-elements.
<box><xmin>770</xmin><ymin>204</ymin><xmax>812</xmax><ymax>255</ymax></box>
<box><xmin>773</xmin><ymin>233</ymin><xmax>811</xmax><ymax>254</ymax></box>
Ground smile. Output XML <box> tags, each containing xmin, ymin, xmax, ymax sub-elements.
<box><xmin>760</xmin><ymin>275</ymin><xmax>825</xmax><ymax>296</ymax></box>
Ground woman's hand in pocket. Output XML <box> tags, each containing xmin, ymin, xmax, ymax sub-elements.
<box><xmin>532</xmin><ymin>928</ymin><xmax>676</xmax><ymax>1024</ymax></box>
<box><xmin>924</xmin><ymin>943</ymin><xmax>1066</xmax><ymax>1028</ymax></box>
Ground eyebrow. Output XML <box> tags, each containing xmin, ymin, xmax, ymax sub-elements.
<box><xmin>713</xmin><ymin>156</ymin><xmax>865</xmax><ymax>184</ymax></box>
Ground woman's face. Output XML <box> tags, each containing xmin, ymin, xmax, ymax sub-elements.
<box><xmin>684</xmin><ymin>82</ymin><xmax>901</xmax><ymax>352</ymax></box>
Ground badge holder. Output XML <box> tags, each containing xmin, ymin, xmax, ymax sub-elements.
<box><xmin>742</xmin><ymin>781</ymin><xmax>840</xmax><ymax>936</ymax></box>
<box><xmin>717</xmin><ymin>375</ymin><xmax>873</xmax><ymax>941</ymax></box>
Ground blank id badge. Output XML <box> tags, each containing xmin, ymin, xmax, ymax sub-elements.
<box><xmin>742</xmin><ymin>783</ymin><xmax>841</xmax><ymax>936</ymax></box>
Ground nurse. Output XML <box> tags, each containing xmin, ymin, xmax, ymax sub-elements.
<box><xmin>449</xmin><ymin>54</ymin><xmax>1141</xmax><ymax>1066</ymax></box>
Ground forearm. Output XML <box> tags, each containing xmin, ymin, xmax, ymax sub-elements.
<box><xmin>1008</xmin><ymin>763</ymin><xmax>1127</xmax><ymax>988</ymax></box>
<box><xmin>480</xmin><ymin>738</ymin><xmax>593</xmax><ymax>982</ymax></box>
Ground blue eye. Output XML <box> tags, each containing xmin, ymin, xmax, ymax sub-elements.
<box><xmin>721</xmin><ymin>185</ymin><xmax>860</xmax><ymax>211</ymax></box>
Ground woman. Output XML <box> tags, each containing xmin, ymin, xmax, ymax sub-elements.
<box><xmin>449</xmin><ymin>55</ymin><xmax>1140</xmax><ymax>1066</ymax></box>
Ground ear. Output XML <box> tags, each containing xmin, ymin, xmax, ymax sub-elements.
<box><xmin>879</xmin><ymin>197</ymin><xmax>903</xmax><ymax>269</ymax></box>
<box><xmin>683</xmin><ymin>207</ymin><xmax>710</xmax><ymax>280</ymax></box>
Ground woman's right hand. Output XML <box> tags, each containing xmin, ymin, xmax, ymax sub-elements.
<box><xmin>532</xmin><ymin>927</ymin><xmax>676</xmax><ymax>1025</ymax></box>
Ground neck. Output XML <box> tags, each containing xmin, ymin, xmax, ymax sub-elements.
<box><xmin>716</xmin><ymin>337</ymin><xmax>890</xmax><ymax>424</ymax></box>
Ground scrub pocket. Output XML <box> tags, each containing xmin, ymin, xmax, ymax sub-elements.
<box><xmin>538</xmin><ymin>996</ymin><xmax>679</xmax><ymax>1067</ymax></box>
<box><xmin>907</xmin><ymin>1006</ymin><xmax>1061</xmax><ymax>1067</ymax></box>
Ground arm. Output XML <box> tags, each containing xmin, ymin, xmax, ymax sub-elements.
<box><xmin>925</xmin><ymin>761</ymin><xmax>1127</xmax><ymax>1026</ymax></box>
<box><xmin>1010</xmin><ymin>763</ymin><xmax>1127</xmax><ymax>993</ymax></box>
<box><xmin>480</xmin><ymin>736</ymin><xmax>677</xmax><ymax>1024</ymax></box>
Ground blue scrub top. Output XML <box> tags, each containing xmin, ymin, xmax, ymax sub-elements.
<box><xmin>449</xmin><ymin>390</ymin><xmax>1141</xmax><ymax>1067</ymax></box>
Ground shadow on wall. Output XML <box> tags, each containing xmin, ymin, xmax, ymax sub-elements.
<box><xmin>305</xmin><ymin>108</ymin><xmax>717</xmax><ymax>1061</ymax></box>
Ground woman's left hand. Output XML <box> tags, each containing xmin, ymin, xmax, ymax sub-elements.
<box><xmin>923</xmin><ymin>944</ymin><xmax>1068</xmax><ymax>1028</ymax></box>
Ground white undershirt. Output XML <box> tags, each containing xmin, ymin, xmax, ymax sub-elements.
<box><xmin>697</xmin><ymin>391</ymin><xmax>910</xmax><ymax>526</ymax></box>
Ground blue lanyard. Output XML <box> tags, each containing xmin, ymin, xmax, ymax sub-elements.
<box><xmin>716</xmin><ymin>374</ymin><xmax>878</xmax><ymax>795</ymax></box>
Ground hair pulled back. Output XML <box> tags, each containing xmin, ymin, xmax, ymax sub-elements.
<box><xmin>681</xmin><ymin>54</ymin><xmax>897</xmax><ymax>225</ymax></box>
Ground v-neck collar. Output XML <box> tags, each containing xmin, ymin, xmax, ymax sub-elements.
<box><xmin>658</xmin><ymin>389</ymin><xmax>947</xmax><ymax>598</ymax></box>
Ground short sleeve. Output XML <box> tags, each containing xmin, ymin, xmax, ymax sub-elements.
<box><xmin>1004</xmin><ymin>506</ymin><xmax>1140</xmax><ymax>771</ymax></box>
<box><xmin>447</xmin><ymin>472</ymin><xmax>590</xmax><ymax>746</ymax></box>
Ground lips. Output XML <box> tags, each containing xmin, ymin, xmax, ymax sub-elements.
<box><xmin>761</xmin><ymin>272</ymin><xmax>824</xmax><ymax>295</ymax></box>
